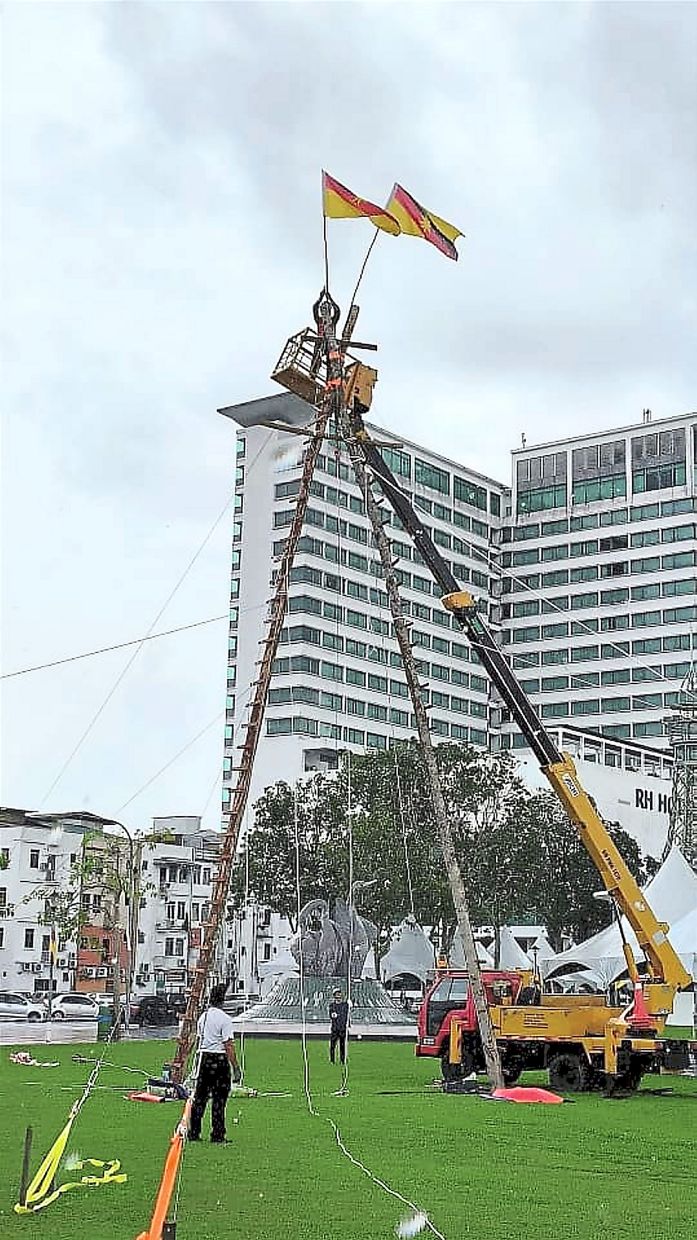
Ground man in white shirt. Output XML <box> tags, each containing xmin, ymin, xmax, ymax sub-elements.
<box><xmin>189</xmin><ymin>983</ymin><xmax>241</xmax><ymax>1143</ymax></box>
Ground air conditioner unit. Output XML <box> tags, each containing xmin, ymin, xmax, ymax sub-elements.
<box><xmin>19</xmin><ymin>962</ymin><xmax>30</xmax><ymax>973</ymax></box>
<box><xmin>97</xmin><ymin>967</ymin><xmax>108</xmax><ymax>978</ymax></box>
<box><xmin>68</xmin><ymin>954</ymin><xmax>76</xmax><ymax>966</ymax></box>
<box><xmin>57</xmin><ymin>957</ymin><xmax>66</xmax><ymax>968</ymax></box>
<box><xmin>83</xmin><ymin>967</ymin><xmax>96</xmax><ymax>979</ymax></box>
<box><xmin>32</xmin><ymin>963</ymin><xmax>42</xmax><ymax>973</ymax></box>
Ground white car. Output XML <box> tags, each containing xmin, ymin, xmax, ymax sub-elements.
<box><xmin>49</xmin><ymin>994</ymin><xmax>100</xmax><ymax>1021</ymax></box>
<box><xmin>0</xmin><ymin>991</ymin><xmax>46</xmax><ymax>1022</ymax></box>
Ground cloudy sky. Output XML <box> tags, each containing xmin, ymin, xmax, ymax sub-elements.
<box><xmin>2</xmin><ymin>2</ymin><xmax>695</xmax><ymax>833</ymax></box>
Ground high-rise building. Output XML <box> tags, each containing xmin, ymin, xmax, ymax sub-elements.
<box><xmin>220</xmin><ymin>401</ymin><xmax>695</xmax><ymax>834</ymax></box>
<box><xmin>220</xmin><ymin>393</ymin><xmax>508</xmax><ymax>809</ymax></box>
<box><xmin>501</xmin><ymin>410</ymin><xmax>696</xmax><ymax>754</ymax></box>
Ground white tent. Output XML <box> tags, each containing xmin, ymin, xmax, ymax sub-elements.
<box><xmin>449</xmin><ymin>933</ymin><xmax>495</xmax><ymax>970</ymax></box>
<box><xmin>529</xmin><ymin>930</ymin><xmax>556</xmax><ymax>962</ymax></box>
<box><xmin>543</xmin><ymin>847</ymin><xmax>697</xmax><ymax>987</ymax></box>
<box><xmin>380</xmin><ymin>916</ymin><xmax>435</xmax><ymax>984</ymax></box>
<box><xmin>497</xmin><ymin>925</ymin><xmax>533</xmax><ymax>970</ymax></box>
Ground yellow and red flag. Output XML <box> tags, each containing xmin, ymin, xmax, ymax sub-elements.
<box><xmin>322</xmin><ymin>171</ymin><xmax>401</xmax><ymax>236</ymax></box>
<box><xmin>386</xmin><ymin>184</ymin><xmax>462</xmax><ymax>260</ymax></box>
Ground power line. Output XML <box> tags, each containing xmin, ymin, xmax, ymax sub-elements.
<box><xmin>117</xmin><ymin>712</ymin><xmax>225</xmax><ymax>813</ymax></box>
<box><xmin>38</xmin><ymin>430</ymin><xmax>274</xmax><ymax>808</ymax></box>
<box><xmin>1</xmin><ymin>615</ymin><xmax>228</xmax><ymax>680</ymax></box>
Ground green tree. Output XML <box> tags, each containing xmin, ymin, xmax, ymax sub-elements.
<box><xmin>232</xmin><ymin>741</ymin><xmax>656</xmax><ymax>959</ymax></box>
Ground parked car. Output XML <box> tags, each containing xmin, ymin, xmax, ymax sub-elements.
<box><xmin>49</xmin><ymin>993</ymin><xmax>100</xmax><ymax>1021</ymax></box>
<box><xmin>137</xmin><ymin>994</ymin><xmax>186</xmax><ymax>1027</ymax></box>
<box><xmin>0</xmin><ymin>991</ymin><xmax>46</xmax><ymax>1022</ymax></box>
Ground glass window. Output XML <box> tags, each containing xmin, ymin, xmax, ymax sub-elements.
<box><xmin>267</xmin><ymin>718</ymin><xmax>292</xmax><ymax>735</ymax></box>
<box><xmin>570</xmin><ymin>645</ymin><xmax>599</xmax><ymax>662</ymax></box>
<box><xmin>416</xmin><ymin>459</ymin><xmax>450</xmax><ymax>494</ymax></box>
<box><xmin>382</xmin><ymin>446</ymin><xmax>412</xmax><ymax>479</ymax></box>
<box><xmin>602</xmin><ymin>696</ymin><xmax>631</xmax><ymax>712</ymax></box>
<box><xmin>541</xmin><ymin>649</ymin><xmax>568</xmax><ymax>666</ymax></box>
<box><xmin>571</xmin><ymin>699</ymin><xmax>600</xmax><ymax>715</ymax></box>
<box><xmin>454</xmin><ymin>476</ymin><xmax>487</xmax><ymax>509</ymax></box>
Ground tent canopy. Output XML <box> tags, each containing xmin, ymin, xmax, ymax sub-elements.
<box><xmin>544</xmin><ymin>847</ymin><xmax>697</xmax><ymax>985</ymax></box>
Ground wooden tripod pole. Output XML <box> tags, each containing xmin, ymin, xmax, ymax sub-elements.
<box><xmin>341</xmin><ymin>417</ymin><xmax>505</xmax><ymax>1091</ymax></box>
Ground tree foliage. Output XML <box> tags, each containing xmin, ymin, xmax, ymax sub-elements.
<box><xmin>230</xmin><ymin>741</ymin><xmax>655</xmax><ymax>955</ymax></box>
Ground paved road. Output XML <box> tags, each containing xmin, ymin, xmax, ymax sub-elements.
<box><xmin>0</xmin><ymin>1019</ymin><xmax>179</xmax><ymax>1046</ymax></box>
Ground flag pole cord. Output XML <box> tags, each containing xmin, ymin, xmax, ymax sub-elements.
<box><xmin>323</xmin><ymin>213</ymin><xmax>330</xmax><ymax>292</ymax></box>
<box><xmin>346</xmin><ymin>229</ymin><xmax>380</xmax><ymax>321</ymax></box>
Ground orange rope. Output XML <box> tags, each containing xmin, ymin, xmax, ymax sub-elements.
<box><xmin>135</xmin><ymin>1099</ymin><xmax>191</xmax><ymax>1240</ymax></box>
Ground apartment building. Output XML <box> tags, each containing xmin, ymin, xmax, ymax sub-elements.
<box><xmin>135</xmin><ymin>816</ymin><xmax>223</xmax><ymax>997</ymax></box>
<box><xmin>501</xmin><ymin>410</ymin><xmax>696</xmax><ymax>753</ymax></box>
<box><xmin>219</xmin><ymin>392</ymin><xmax>508</xmax><ymax>809</ymax></box>
<box><xmin>0</xmin><ymin>808</ymin><xmax>115</xmax><ymax>996</ymax></box>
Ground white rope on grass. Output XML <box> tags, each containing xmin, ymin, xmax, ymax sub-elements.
<box><xmin>292</xmin><ymin>784</ymin><xmax>447</xmax><ymax>1240</ymax></box>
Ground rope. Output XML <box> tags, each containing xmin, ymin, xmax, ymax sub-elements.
<box><xmin>1</xmin><ymin>614</ymin><xmax>228</xmax><ymax>680</ymax></box>
<box><xmin>345</xmin><ymin>229</ymin><xmax>380</xmax><ymax>326</ymax></box>
<box><xmin>39</xmin><ymin>429</ymin><xmax>274</xmax><ymax>807</ymax></box>
<box><xmin>322</xmin><ymin>213</ymin><xmax>330</xmax><ymax>295</ymax></box>
<box><xmin>118</xmin><ymin>712</ymin><xmax>225</xmax><ymax>812</ymax></box>
<box><xmin>394</xmin><ymin>747</ymin><xmax>415</xmax><ymax>919</ymax></box>
<box><xmin>15</xmin><ymin>1018</ymin><xmax>126</xmax><ymax>1214</ymax></box>
<box><xmin>292</xmin><ymin>779</ymin><xmax>446</xmax><ymax>1239</ymax></box>
<box><xmin>336</xmin><ymin>752</ymin><xmax>354</xmax><ymax>1097</ymax></box>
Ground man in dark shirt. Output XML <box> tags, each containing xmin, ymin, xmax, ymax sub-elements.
<box><xmin>329</xmin><ymin>988</ymin><xmax>349</xmax><ymax>1064</ymax></box>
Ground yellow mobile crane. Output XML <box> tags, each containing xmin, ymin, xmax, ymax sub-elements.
<box><xmin>326</xmin><ymin>358</ymin><xmax>691</xmax><ymax>1096</ymax></box>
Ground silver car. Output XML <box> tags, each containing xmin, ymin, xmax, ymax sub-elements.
<box><xmin>0</xmin><ymin>991</ymin><xmax>46</xmax><ymax>1022</ymax></box>
<box><xmin>49</xmin><ymin>994</ymin><xmax>99</xmax><ymax>1021</ymax></box>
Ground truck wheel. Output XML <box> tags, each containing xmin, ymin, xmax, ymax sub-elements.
<box><xmin>502</xmin><ymin>1061</ymin><xmax>523</xmax><ymax>1086</ymax></box>
<box><xmin>440</xmin><ymin>1046</ymin><xmax>476</xmax><ymax>1083</ymax></box>
<box><xmin>604</xmin><ymin>1060</ymin><xmax>643</xmax><ymax>1097</ymax></box>
<box><xmin>548</xmin><ymin>1051</ymin><xmax>590</xmax><ymax>1093</ymax></box>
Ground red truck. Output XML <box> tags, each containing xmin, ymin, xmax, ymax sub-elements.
<box><xmin>416</xmin><ymin>968</ymin><xmax>542</xmax><ymax>1084</ymax></box>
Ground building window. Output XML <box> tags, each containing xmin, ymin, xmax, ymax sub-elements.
<box><xmin>571</xmin><ymin>699</ymin><xmax>600</xmax><ymax>715</ymax></box>
<box><xmin>382</xmin><ymin>446</ymin><xmax>412</xmax><ymax>479</ymax></box>
<box><xmin>267</xmin><ymin>718</ymin><xmax>292</xmax><ymax>735</ymax></box>
<box><xmin>517</xmin><ymin>484</ymin><xmax>566</xmax><ymax>515</ymax></box>
<box><xmin>540</xmin><ymin>544</ymin><xmax>568</xmax><ymax>562</ymax></box>
<box><xmin>29</xmin><ymin>849</ymin><xmax>40</xmax><ymax>869</ymax></box>
<box><xmin>572</xmin><ymin>475</ymin><xmax>626</xmax><ymax>504</ymax></box>
<box><xmin>24</xmin><ymin>928</ymin><xmax>35</xmax><ymax>949</ymax></box>
<box><xmin>570</xmin><ymin>645</ymin><xmax>599</xmax><ymax>662</ymax></box>
<box><xmin>415</xmin><ymin>459</ymin><xmax>450</xmax><ymax>494</ymax></box>
<box><xmin>633</xmin><ymin>462</ymin><xmax>686</xmax><ymax>493</ymax></box>
<box><xmin>454</xmin><ymin>476</ymin><xmax>487</xmax><ymax>509</ymax></box>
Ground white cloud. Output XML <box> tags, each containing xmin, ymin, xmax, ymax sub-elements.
<box><xmin>2</xmin><ymin>1</ymin><xmax>695</xmax><ymax>827</ymax></box>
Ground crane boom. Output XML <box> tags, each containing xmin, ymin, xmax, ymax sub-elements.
<box><xmin>348</xmin><ymin>409</ymin><xmax>690</xmax><ymax>994</ymax></box>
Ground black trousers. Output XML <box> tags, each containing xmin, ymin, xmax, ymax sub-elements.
<box><xmin>330</xmin><ymin>1029</ymin><xmax>346</xmax><ymax>1064</ymax></box>
<box><xmin>190</xmin><ymin>1053</ymin><xmax>231</xmax><ymax>1141</ymax></box>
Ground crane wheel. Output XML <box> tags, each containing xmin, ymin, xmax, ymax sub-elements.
<box><xmin>441</xmin><ymin>1046</ymin><xmax>476</xmax><ymax>1083</ymax></box>
<box><xmin>548</xmin><ymin>1051</ymin><xmax>591</xmax><ymax>1093</ymax></box>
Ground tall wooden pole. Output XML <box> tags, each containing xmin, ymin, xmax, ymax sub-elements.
<box><xmin>340</xmin><ymin>410</ymin><xmax>505</xmax><ymax>1090</ymax></box>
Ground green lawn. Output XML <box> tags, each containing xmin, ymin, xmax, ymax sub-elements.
<box><xmin>0</xmin><ymin>1036</ymin><xmax>695</xmax><ymax>1240</ymax></box>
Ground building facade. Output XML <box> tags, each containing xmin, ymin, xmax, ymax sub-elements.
<box><xmin>219</xmin><ymin>403</ymin><xmax>694</xmax><ymax>859</ymax></box>
<box><xmin>501</xmin><ymin>410</ymin><xmax>696</xmax><ymax>753</ymax></box>
<box><xmin>220</xmin><ymin>393</ymin><xmax>508</xmax><ymax>809</ymax></box>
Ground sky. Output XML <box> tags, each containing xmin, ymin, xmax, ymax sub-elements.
<box><xmin>2</xmin><ymin>1</ymin><xmax>696</xmax><ymax>834</ymax></box>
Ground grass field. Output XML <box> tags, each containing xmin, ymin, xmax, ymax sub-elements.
<box><xmin>0</xmin><ymin>1035</ymin><xmax>695</xmax><ymax>1240</ymax></box>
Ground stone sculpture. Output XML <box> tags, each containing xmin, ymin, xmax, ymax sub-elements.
<box><xmin>290</xmin><ymin>895</ymin><xmax>377</xmax><ymax>979</ymax></box>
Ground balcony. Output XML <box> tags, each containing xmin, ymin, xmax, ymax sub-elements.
<box><xmin>0</xmin><ymin>904</ymin><xmax>15</xmax><ymax>919</ymax></box>
<box><xmin>156</xmin><ymin>920</ymin><xmax>188</xmax><ymax>932</ymax></box>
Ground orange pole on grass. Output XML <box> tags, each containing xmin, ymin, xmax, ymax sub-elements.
<box><xmin>135</xmin><ymin>1099</ymin><xmax>191</xmax><ymax>1240</ymax></box>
